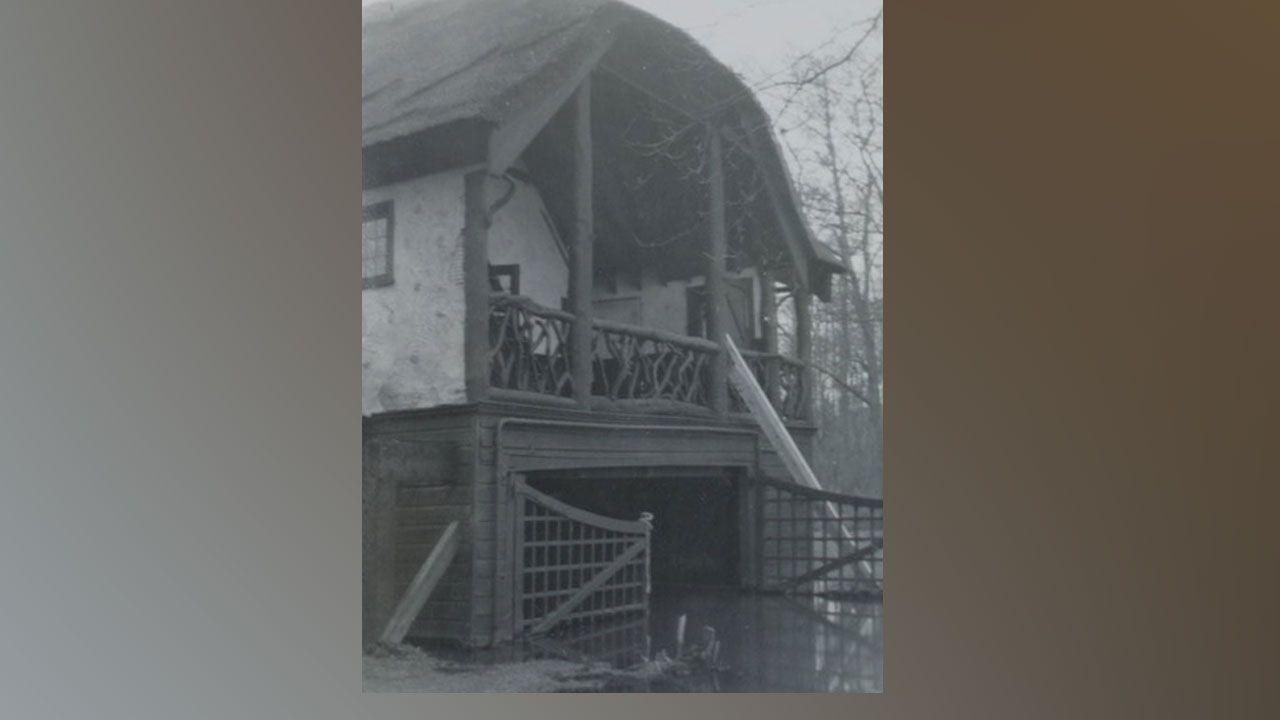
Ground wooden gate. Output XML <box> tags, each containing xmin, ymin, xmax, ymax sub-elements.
<box><xmin>758</xmin><ymin>477</ymin><xmax>883</xmax><ymax>599</ymax></box>
<box><xmin>513</xmin><ymin>477</ymin><xmax>653</xmax><ymax>636</ymax></box>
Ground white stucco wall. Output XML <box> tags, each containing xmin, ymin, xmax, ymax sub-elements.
<box><xmin>362</xmin><ymin>170</ymin><xmax>569</xmax><ymax>416</ymax></box>
<box><xmin>593</xmin><ymin>266</ymin><xmax>762</xmax><ymax>341</ymax></box>
<box><xmin>487</xmin><ymin>175</ymin><xmax>569</xmax><ymax>311</ymax></box>
<box><xmin>363</xmin><ymin>171</ymin><xmax>468</xmax><ymax>415</ymax></box>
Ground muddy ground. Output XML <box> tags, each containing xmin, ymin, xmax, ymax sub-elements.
<box><xmin>362</xmin><ymin>646</ymin><xmax>600</xmax><ymax>693</ymax></box>
<box><xmin>362</xmin><ymin>644</ymin><xmax>710</xmax><ymax>693</ymax></box>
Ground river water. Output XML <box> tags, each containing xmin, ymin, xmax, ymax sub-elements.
<box><xmin>538</xmin><ymin>587</ymin><xmax>883</xmax><ymax>693</ymax></box>
<box><xmin>417</xmin><ymin>587</ymin><xmax>883</xmax><ymax>693</ymax></box>
<box><xmin>652</xmin><ymin>588</ymin><xmax>882</xmax><ymax>693</ymax></box>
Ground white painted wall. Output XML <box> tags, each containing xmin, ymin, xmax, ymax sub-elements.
<box><xmin>487</xmin><ymin>174</ymin><xmax>569</xmax><ymax>311</ymax></box>
<box><xmin>362</xmin><ymin>171</ymin><xmax>467</xmax><ymax>415</ymax></box>
<box><xmin>362</xmin><ymin>169</ymin><xmax>569</xmax><ymax>415</ymax></box>
<box><xmin>593</xmin><ymin>265</ymin><xmax>761</xmax><ymax>341</ymax></box>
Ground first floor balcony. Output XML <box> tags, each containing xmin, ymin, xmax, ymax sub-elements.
<box><xmin>486</xmin><ymin>293</ymin><xmax>810</xmax><ymax>423</ymax></box>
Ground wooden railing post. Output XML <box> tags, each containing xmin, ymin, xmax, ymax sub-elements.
<box><xmin>463</xmin><ymin>170</ymin><xmax>491</xmax><ymax>402</ymax></box>
<box><xmin>706</xmin><ymin>124</ymin><xmax>729</xmax><ymax>415</ymax></box>
<box><xmin>760</xmin><ymin>271</ymin><xmax>781</xmax><ymax>407</ymax></box>
<box><xmin>795</xmin><ymin>283</ymin><xmax>813</xmax><ymax>421</ymax></box>
<box><xmin>569</xmin><ymin>78</ymin><xmax>595</xmax><ymax>407</ymax></box>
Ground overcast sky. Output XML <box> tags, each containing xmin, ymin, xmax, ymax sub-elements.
<box><xmin>362</xmin><ymin>0</ymin><xmax>882</xmax><ymax>90</ymax></box>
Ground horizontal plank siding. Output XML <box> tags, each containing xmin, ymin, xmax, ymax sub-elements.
<box><xmin>363</xmin><ymin>410</ymin><xmax>478</xmax><ymax>645</ymax></box>
<box><xmin>397</xmin><ymin>507</ymin><xmax>472</xmax><ymax>529</ymax></box>
<box><xmin>398</xmin><ymin>484</ymin><xmax>473</xmax><ymax>507</ymax></box>
<box><xmin>366</xmin><ymin>400</ymin><xmax>819</xmax><ymax>648</ymax></box>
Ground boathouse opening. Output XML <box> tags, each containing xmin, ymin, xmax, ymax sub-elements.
<box><xmin>526</xmin><ymin>468</ymin><xmax>744</xmax><ymax>590</ymax></box>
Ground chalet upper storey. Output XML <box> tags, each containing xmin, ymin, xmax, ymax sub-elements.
<box><xmin>362</xmin><ymin>0</ymin><xmax>843</xmax><ymax>421</ymax></box>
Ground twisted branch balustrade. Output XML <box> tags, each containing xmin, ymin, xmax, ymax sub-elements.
<box><xmin>488</xmin><ymin>294</ymin><xmax>575</xmax><ymax>398</ymax></box>
<box><xmin>734</xmin><ymin>350</ymin><xmax>809</xmax><ymax>422</ymax></box>
<box><xmin>487</xmin><ymin>295</ymin><xmax>807</xmax><ymax>419</ymax></box>
<box><xmin>591</xmin><ymin>319</ymin><xmax>718</xmax><ymax>408</ymax></box>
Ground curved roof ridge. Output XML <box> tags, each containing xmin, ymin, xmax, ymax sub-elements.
<box><xmin>362</xmin><ymin>0</ymin><xmax>844</xmax><ymax>284</ymax></box>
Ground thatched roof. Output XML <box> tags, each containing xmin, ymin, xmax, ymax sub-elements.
<box><xmin>363</xmin><ymin>0</ymin><xmax>843</xmax><ymax>290</ymax></box>
<box><xmin>363</xmin><ymin>0</ymin><xmax>622</xmax><ymax>147</ymax></box>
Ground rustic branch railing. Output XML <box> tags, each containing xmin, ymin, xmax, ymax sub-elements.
<box><xmin>487</xmin><ymin>294</ymin><xmax>808</xmax><ymax>419</ymax></box>
<box><xmin>734</xmin><ymin>350</ymin><xmax>809</xmax><ymax>422</ymax></box>
<box><xmin>591</xmin><ymin>318</ymin><xmax>718</xmax><ymax>408</ymax></box>
<box><xmin>489</xmin><ymin>294</ymin><xmax>575</xmax><ymax>398</ymax></box>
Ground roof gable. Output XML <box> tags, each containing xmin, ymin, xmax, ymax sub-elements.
<box><xmin>362</xmin><ymin>0</ymin><xmax>844</xmax><ymax>290</ymax></box>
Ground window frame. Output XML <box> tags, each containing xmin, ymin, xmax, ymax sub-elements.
<box><xmin>488</xmin><ymin>263</ymin><xmax>521</xmax><ymax>296</ymax></box>
<box><xmin>362</xmin><ymin>201</ymin><xmax>395</xmax><ymax>290</ymax></box>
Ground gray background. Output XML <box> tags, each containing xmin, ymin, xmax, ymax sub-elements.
<box><xmin>1</xmin><ymin>1</ymin><xmax>1278</xmax><ymax>717</ymax></box>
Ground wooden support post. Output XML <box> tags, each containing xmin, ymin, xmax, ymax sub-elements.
<box><xmin>755</xmin><ymin>472</ymin><xmax>767</xmax><ymax>589</ymax></box>
<box><xmin>464</xmin><ymin>170</ymin><xmax>491</xmax><ymax>402</ymax></box>
<box><xmin>737</xmin><ymin>472</ymin><xmax>756</xmax><ymax>590</ymax></box>
<box><xmin>570</xmin><ymin>78</ymin><xmax>595</xmax><ymax>406</ymax></box>
<box><xmin>760</xmin><ymin>270</ymin><xmax>781</xmax><ymax>407</ymax></box>
<box><xmin>760</xmin><ymin>271</ymin><xmax>779</xmax><ymax>354</ymax></box>
<box><xmin>706</xmin><ymin>125</ymin><xmax>730</xmax><ymax>415</ymax></box>
<box><xmin>794</xmin><ymin>283</ymin><xmax>813</xmax><ymax>421</ymax></box>
<box><xmin>493</xmin><ymin>471</ymin><xmax>515</xmax><ymax>644</ymax></box>
<box><xmin>363</xmin><ymin>440</ymin><xmax>397</xmax><ymax>648</ymax></box>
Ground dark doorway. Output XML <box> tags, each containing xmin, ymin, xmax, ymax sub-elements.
<box><xmin>686</xmin><ymin>279</ymin><xmax>760</xmax><ymax>350</ymax></box>
<box><xmin>527</xmin><ymin>470</ymin><xmax>742</xmax><ymax>589</ymax></box>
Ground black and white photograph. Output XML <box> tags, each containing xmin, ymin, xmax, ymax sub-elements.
<box><xmin>5</xmin><ymin>0</ymin><xmax>1278</xmax><ymax>716</ymax></box>
<box><xmin>362</xmin><ymin>0</ymin><xmax>885</xmax><ymax>692</ymax></box>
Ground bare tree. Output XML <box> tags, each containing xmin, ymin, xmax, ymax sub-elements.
<box><xmin>607</xmin><ymin>8</ymin><xmax>885</xmax><ymax>495</ymax></box>
<box><xmin>767</xmin><ymin>18</ymin><xmax>884</xmax><ymax>496</ymax></box>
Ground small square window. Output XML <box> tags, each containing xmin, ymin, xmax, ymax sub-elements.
<box><xmin>362</xmin><ymin>201</ymin><xmax>394</xmax><ymax>289</ymax></box>
<box><xmin>488</xmin><ymin>264</ymin><xmax>520</xmax><ymax>295</ymax></box>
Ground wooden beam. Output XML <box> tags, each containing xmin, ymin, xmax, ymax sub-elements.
<box><xmin>487</xmin><ymin>23</ymin><xmax>617</xmax><ymax>174</ymax></box>
<box><xmin>463</xmin><ymin>171</ymin><xmax>491</xmax><ymax>402</ymax></box>
<box><xmin>569</xmin><ymin>79</ymin><xmax>595</xmax><ymax>406</ymax></box>
<box><xmin>379</xmin><ymin>521</ymin><xmax>460</xmax><ymax>645</ymax></box>
<box><xmin>363</xmin><ymin>120</ymin><xmax>490</xmax><ymax>189</ymax></box>
<box><xmin>706</xmin><ymin>126</ymin><xmax>730</xmax><ymax>415</ymax></box>
<box><xmin>760</xmin><ymin>270</ymin><xmax>779</xmax><ymax>354</ymax></box>
<box><xmin>726</xmin><ymin>335</ymin><xmax>820</xmax><ymax>489</ymax></box>
<box><xmin>794</xmin><ymin>284</ymin><xmax>813</xmax><ymax>421</ymax></box>
<box><xmin>759</xmin><ymin>270</ymin><xmax>781</xmax><ymax>406</ymax></box>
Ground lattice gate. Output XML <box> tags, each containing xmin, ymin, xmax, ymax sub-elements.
<box><xmin>513</xmin><ymin>477</ymin><xmax>653</xmax><ymax>637</ymax></box>
<box><xmin>757</xmin><ymin>477</ymin><xmax>884</xmax><ymax>598</ymax></box>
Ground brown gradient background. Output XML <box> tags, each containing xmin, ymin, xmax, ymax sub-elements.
<box><xmin>0</xmin><ymin>0</ymin><xmax>1275</xmax><ymax>717</ymax></box>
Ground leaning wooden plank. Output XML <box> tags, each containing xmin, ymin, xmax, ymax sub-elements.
<box><xmin>725</xmin><ymin>334</ymin><xmax>821</xmax><ymax>490</ymax></box>
<box><xmin>726</xmin><ymin>336</ymin><xmax>873</xmax><ymax>573</ymax></box>
<box><xmin>379</xmin><ymin>520</ymin><xmax>459</xmax><ymax>645</ymax></box>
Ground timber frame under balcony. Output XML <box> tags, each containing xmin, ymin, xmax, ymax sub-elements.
<box><xmin>486</xmin><ymin>292</ymin><xmax>811</xmax><ymax>423</ymax></box>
